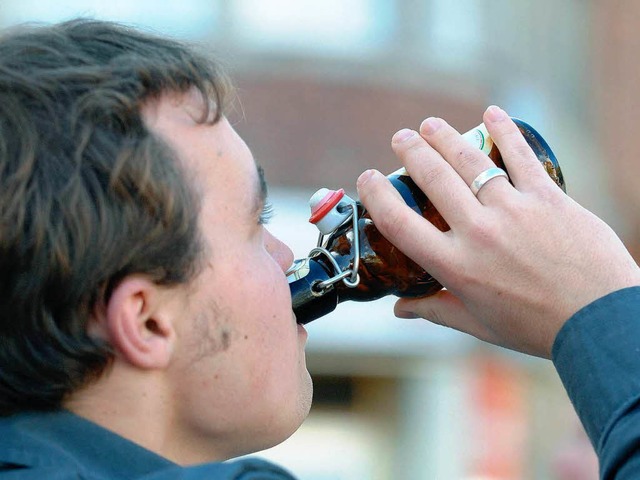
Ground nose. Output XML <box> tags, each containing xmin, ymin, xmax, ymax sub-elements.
<box><xmin>264</xmin><ymin>229</ymin><xmax>294</xmax><ymax>272</ymax></box>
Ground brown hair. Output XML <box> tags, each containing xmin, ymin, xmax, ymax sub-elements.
<box><xmin>0</xmin><ymin>18</ymin><xmax>231</xmax><ymax>414</ymax></box>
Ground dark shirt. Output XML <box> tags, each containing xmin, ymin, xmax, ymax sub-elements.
<box><xmin>2</xmin><ymin>287</ymin><xmax>639</xmax><ymax>479</ymax></box>
<box><xmin>0</xmin><ymin>410</ymin><xmax>296</xmax><ymax>479</ymax></box>
<box><xmin>553</xmin><ymin>286</ymin><xmax>640</xmax><ymax>479</ymax></box>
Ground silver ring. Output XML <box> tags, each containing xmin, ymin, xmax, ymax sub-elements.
<box><xmin>470</xmin><ymin>167</ymin><xmax>509</xmax><ymax>196</ymax></box>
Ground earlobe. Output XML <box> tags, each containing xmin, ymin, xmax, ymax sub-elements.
<box><xmin>105</xmin><ymin>277</ymin><xmax>176</xmax><ymax>369</ymax></box>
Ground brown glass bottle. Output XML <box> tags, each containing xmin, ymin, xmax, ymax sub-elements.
<box><xmin>288</xmin><ymin>119</ymin><xmax>565</xmax><ymax>324</ymax></box>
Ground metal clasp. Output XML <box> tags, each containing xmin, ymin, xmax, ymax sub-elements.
<box><xmin>309</xmin><ymin>200</ymin><xmax>361</xmax><ymax>294</ymax></box>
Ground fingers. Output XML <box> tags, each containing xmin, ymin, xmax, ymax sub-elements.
<box><xmin>482</xmin><ymin>106</ymin><xmax>549</xmax><ymax>191</ymax></box>
<box><xmin>356</xmin><ymin>168</ymin><xmax>451</xmax><ymax>275</ymax></box>
<box><xmin>415</xmin><ymin>116</ymin><xmax>512</xmax><ymax>202</ymax></box>
<box><xmin>390</xmin><ymin>127</ymin><xmax>480</xmax><ymax>225</ymax></box>
<box><xmin>394</xmin><ymin>291</ymin><xmax>500</xmax><ymax>346</ymax></box>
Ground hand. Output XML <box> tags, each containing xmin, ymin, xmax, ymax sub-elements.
<box><xmin>356</xmin><ymin>106</ymin><xmax>640</xmax><ymax>358</ymax></box>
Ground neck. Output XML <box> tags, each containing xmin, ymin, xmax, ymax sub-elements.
<box><xmin>64</xmin><ymin>359</ymin><xmax>242</xmax><ymax>464</ymax></box>
<box><xmin>64</xmin><ymin>360</ymin><xmax>181</xmax><ymax>461</ymax></box>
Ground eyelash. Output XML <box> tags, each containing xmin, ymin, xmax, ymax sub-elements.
<box><xmin>259</xmin><ymin>201</ymin><xmax>275</xmax><ymax>225</ymax></box>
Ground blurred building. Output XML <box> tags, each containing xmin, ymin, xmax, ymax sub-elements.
<box><xmin>212</xmin><ymin>2</ymin><xmax>633</xmax><ymax>476</ymax></box>
<box><xmin>2</xmin><ymin>1</ymin><xmax>637</xmax><ymax>478</ymax></box>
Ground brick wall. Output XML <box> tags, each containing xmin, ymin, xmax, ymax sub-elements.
<box><xmin>233</xmin><ymin>74</ymin><xmax>484</xmax><ymax>192</ymax></box>
<box><xmin>593</xmin><ymin>1</ymin><xmax>640</xmax><ymax>260</ymax></box>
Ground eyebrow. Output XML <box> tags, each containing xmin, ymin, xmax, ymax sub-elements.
<box><xmin>252</xmin><ymin>163</ymin><xmax>268</xmax><ymax>217</ymax></box>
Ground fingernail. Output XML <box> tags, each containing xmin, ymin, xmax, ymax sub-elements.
<box><xmin>395</xmin><ymin>310</ymin><xmax>419</xmax><ymax>319</ymax></box>
<box><xmin>420</xmin><ymin>117</ymin><xmax>442</xmax><ymax>134</ymax></box>
<box><xmin>392</xmin><ymin>128</ymin><xmax>416</xmax><ymax>143</ymax></box>
<box><xmin>357</xmin><ymin>169</ymin><xmax>379</xmax><ymax>188</ymax></box>
<box><xmin>486</xmin><ymin>105</ymin><xmax>507</xmax><ymax>122</ymax></box>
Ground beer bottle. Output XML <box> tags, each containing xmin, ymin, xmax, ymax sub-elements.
<box><xmin>288</xmin><ymin>119</ymin><xmax>565</xmax><ymax>324</ymax></box>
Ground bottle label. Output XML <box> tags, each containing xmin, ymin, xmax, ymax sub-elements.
<box><xmin>391</xmin><ymin>123</ymin><xmax>493</xmax><ymax>177</ymax></box>
<box><xmin>462</xmin><ymin>123</ymin><xmax>494</xmax><ymax>156</ymax></box>
<box><xmin>392</xmin><ymin>166</ymin><xmax>409</xmax><ymax>176</ymax></box>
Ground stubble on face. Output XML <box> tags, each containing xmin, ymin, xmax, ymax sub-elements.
<box><xmin>185</xmin><ymin>297</ymin><xmax>235</xmax><ymax>366</ymax></box>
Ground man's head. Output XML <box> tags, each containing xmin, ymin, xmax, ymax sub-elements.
<box><xmin>0</xmin><ymin>19</ymin><xmax>311</xmax><ymax>460</ymax></box>
<box><xmin>136</xmin><ymin>91</ymin><xmax>312</xmax><ymax>461</ymax></box>
<box><xmin>0</xmin><ymin>17</ymin><xmax>225</xmax><ymax>414</ymax></box>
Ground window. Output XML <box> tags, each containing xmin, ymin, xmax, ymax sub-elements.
<box><xmin>427</xmin><ymin>0</ymin><xmax>482</xmax><ymax>72</ymax></box>
<box><xmin>1</xmin><ymin>0</ymin><xmax>219</xmax><ymax>39</ymax></box>
<box><xmin>230</xmin><ymin>0</ymin><xmax>395</xmax><ymax>57</ymax></box>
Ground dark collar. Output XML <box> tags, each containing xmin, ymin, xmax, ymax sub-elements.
<box><xmin>0</xmin><ymin>410</ymin><xmax>175</xmax><ymax>478</ymax></box>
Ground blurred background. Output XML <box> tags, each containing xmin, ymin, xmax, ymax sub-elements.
<box><xmin>1</xmin><ymin>1</ymin><xmax>637</xmax><ymax>478</ymax></box>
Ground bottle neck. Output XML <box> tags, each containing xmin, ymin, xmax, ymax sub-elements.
<box><xmin>289</xmin><ymin>257</ymin><xmax>339</xmax><ymax>324</ymax></box>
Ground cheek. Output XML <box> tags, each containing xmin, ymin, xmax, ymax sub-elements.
<box><xmin>207</xmin><ymin>251</ymin><xmax>297</xmax><ymax>367</ymax></box>
<box><xmin>238</xmin><ymin>277</ymin><xmax>299</xmax><ymax>376</ymax></box>
<box><xmin>239</xmin><ymin>253</ymin><xmax>292</xmax><ymax>316</ymax></box>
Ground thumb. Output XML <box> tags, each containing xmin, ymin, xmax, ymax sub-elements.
<box><xmin>394</xmin><ymin>290</ymin><xmax>499</xmax><ymax>345</ymax></box>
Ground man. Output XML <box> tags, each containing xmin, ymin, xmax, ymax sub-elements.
<box><xmin>0</xmin><ymin>19</ymin><xmax>309</xmax><ymax>478</ymax></box>
<box><xmin>2</xmin><ymin>16</ymin><xmax>640</xmax><ymax>480</ymax></box>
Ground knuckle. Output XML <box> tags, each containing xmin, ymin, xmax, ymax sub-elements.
<box><xmin>466</xmin><ymin>214</ymin><xmax>500</xmax><ymax>246</ymax></box>
<box><xmin>500</xmin><ymin>130</ymin><xmax>538</xmax><ymax>164</ymax></box>
<box><xmin>415</xmin><ymin>165</ymin><xmax>446</xmax><ymax>191</ymax></box>
<box><xmin>493</xmin><ymin>120</ymin><xmax>521</xmax><ymax>140</ymax></box>
<box><xmin>445</xmin><ymin>262</ymin><xmax>478</xmax><ymax>293</ymax></box>
<box><xmin>424</xmin><ymin>309</ymin><xmax>446</xmax><ymax>327</ymax></box>
<box><xmin>401</xmin><ymin>140</ymin><xmax>431</xmax><ymax>161</ymax></box>
<box><xmin>508</xmin><ymin>140</ymin><xmax>542</xmax><ymax>167</ymax></box>
<box><xmin>533</xmin><ymin>185</ymin><xmax>569</xmax><ymax>210</ymax></box>
<box><xmin>511</xmin><ymin>142</ymin><xmax>538</xmax><ymax>163</ymax></box>
<box><xmin>378</xmin><ymin>207</ymin><xmax>411</xmax><ymax>240</ymax></box>
<box><xmin>456</xmin><ymin>148</ymin><xmax>483</xmax><ymax>173</ymax></box>
<box><xmin>502</xmin><ymin>193</ymin><xmax>527</xmax><ymax>217</ymax></box>
<box><xmin>393</xmin><ymin>132</ymin><xmax>427</xmax><ymax>153</ymax></box>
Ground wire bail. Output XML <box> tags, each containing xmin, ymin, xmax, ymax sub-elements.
<box><xmin>308</xmin><ymin>200</ymin><xmax>361</xmax><ymax>294</ymax></box>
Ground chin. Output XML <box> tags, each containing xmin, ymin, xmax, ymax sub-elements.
<box><xmin>277</xmin><ymin>383</ymin><xmax>314</xmax><ymax>446</ymax></box>
<box><xmin>239</xmin><ymin>388</ymin><xmax>313</xmax><ymax>457</ymax></box>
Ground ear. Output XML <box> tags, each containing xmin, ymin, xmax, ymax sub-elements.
<box><xmin>104</xmin><ymin>276</ymin><xmax>176</xmax><ymax>370</ymax></box>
